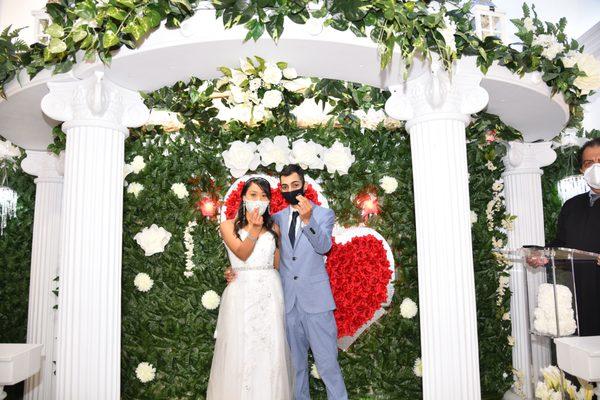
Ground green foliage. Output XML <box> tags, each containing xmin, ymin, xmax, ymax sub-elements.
<box><xmin>0</xmin><ymin>26</ymin><xmax>31</xmax><ymax>99</ymax></box>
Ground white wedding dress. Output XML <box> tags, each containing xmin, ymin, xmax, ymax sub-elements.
<box><xmin>206</xmin><ymin>229</ymin><xmax>293</xmax><ymax>400</ymax></box>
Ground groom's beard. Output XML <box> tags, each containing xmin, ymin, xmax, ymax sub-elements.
<box><xmin>282</xmin><ymin>188</ymin><xmax>304</xmax><ymax>205</ymax></box>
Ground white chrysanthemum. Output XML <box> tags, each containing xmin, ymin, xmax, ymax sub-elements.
<box><xmin>171</xmin><ymin>183</ymin><xmax>189</xmax><ymax>199</ymax></box>
<box><xmin>322</xmin><ymin>141</ymin><xmax>355</xmax><ymax>175</ymax></box>
<box><xmin>0</xmin><ymin>139</ymin><xmax>21</xmax><ymax>160</ymax></box>
<box><xmin>127</xmin><ymin>182</ymin><xmax>144</xmax><ymax>197</ymax></box>
<box><xmin>258</xmin><ymin>136</ymin><xmax>291</xmax><ymax>172</ymax></box>
<box><xmin>310</xmin><ymin>363</ymin><xmax>321</xmax><ymax>380</ymax></box>
<box><xmin>379</xmin><ymin>176</ymin><xmax>398</xmax><ymax>194</ymax></box>
<box><xmin>413</xmin><ymin>358</ymin><xmax>422</xmax><ymax>377</ymax></box>
<box><xmin>262</xmin><ymin>89</ymin><xmax>283</xmax><ymax>109</ymax></box>
<box><xmin>262</xmin><ymin>63</ymin><xmax>283</xmax><ymax>85</ymax></box>
<box><xmin>202</xmin><ymin>290</ymin><xmax>221</xmax><ymax>310</ymax></box>
<box><xmin>470</xmin><ymin>211</ymin><xmax>478</xmax><ymax>225</ymax></box>
<box><xmin>134</xmin><ymin>273</ymin><xmax>154</xmax><ymax>292</ymax></box>
<box><xmin>523</xmin><ymin>17</ymin><xmax>535</xmax><ymax>31</ymax></box>
<box><xmin>354</xmin><ymin>108</ymin><xmax>386</xmax><ymax>130</ymax></box>
<box><xmin>290</xmin><ymin>139</ymin><xmax>324</xmax><ymax>170</ymax></box>
<box><xmin>291</xmin><ymin>98</ymin><xmax>334</xmax><ymax>128</ymax></box>
<box><xmin>282</xmin><ymin>77</ymin><xmax>312</xmax><ymax>93</ymax></box>
<box><xmin>135</xmin><ymin>362</ymin><xmax>156</xmax><ymax>383</ymax></box>
<box><xmin>134</xmin><ymin>224</ymin><xmax>172</xmax><ymax>256</ymax></box>
<box><xmin>222</xmin><ymin>141</ymin><xmax>260</xmax><ymax>178</ymax></box>
<box><xmin>283</xmin><ymin>67</ymin><xmax>298</xmax><ymax>80</ymax></box>
<box><xmin>130</xmin><ymin>155</ymin><xmax>146</xmax><ymax>174</ymax></box>
<box><xmin>400</xmin><ymin>298</ymin><xmax>418</xmax><ymax>319</ymax></box>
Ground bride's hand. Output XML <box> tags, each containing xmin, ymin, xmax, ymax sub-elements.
<box><xmin>248</xmin><ymin>208</ymin><xmax>263</xmax><ymax>227</ymax></box>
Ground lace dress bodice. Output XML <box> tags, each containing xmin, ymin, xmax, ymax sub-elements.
<box><xmin>226</xmin><ymin>229</ymin><xmax>276</xmax><ymax>271</ymax></box>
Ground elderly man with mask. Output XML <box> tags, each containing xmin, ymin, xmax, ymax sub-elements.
<box><xmin>530</xmin><ymin>137</ymin><xmax>600</xmax><ymax>336</ymax></box>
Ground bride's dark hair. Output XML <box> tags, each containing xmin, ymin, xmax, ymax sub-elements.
<box><xmin>234</xmin><ymin>177</ymin><xmax>278</xmax><ymax>247</ymax></box>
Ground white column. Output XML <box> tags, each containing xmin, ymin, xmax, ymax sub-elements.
<box><xmin>385</xmin><ymin>57</ymin><xmax>489</xmax><ymax>400</ymax></box>
<box><xmin>40</xmin><ymin>71</ymin><xmax>148</xmax><ymax>400</ymax></box>
<box><xmin>502</xmin><ymin>141</ymin><xmax>556</xmax><ymax>400</ymax></box>
<box><xmin>20</xmin><ymin>150</ymin><xmax>64</xmax><ymax>400</ymax></box>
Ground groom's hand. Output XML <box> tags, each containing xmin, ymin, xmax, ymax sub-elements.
<box><xmin>296</xmin><ymin>195</ymin><xmax>312</xmax><ymax>224</ymax></box>
<box><xmin>224</xmin><ymin>267</ymin><xmax>237</xmax><ymax>283</ymax></box>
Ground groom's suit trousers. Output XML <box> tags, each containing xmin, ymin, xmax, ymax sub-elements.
<box><xmin>286</xmin><ymin>303</ymin><xmax>348</xmax><ymax>400</ymax></box>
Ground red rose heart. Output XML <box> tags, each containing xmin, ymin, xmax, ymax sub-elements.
<box><xmin>326</xmin><ymin>227</ymin><xmax>395</xmax><ymax>350</ymax></box>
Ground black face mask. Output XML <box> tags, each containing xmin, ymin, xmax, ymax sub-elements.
<box><xmin>282</xmin><ymin>188</ymin><xmax>304</xmax><ymax>205</ymax></box>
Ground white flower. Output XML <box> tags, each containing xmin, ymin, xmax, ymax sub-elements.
<box><xmin>523</xmin><ymin>17</ymin><xmax>535</xmax><ymax>31</ymax></box>
<box><xmin>262</xmin><ymin>63</ymin><xmax>283</xmax><ymax>85</ymax></box>
<box><xmin>532</xmin><ymin>34</ymin><xmax>564</xmax><ymax>60</ymax></box>
<box><xmin>231</xmin><ymin>68</ymin><xmax>247</xmax><ymax>87</ymax></box>
<box><xmin>134</xmin><ymin>224</ymin><xmax>172</xmax><ymax>256</ymax></box>
<box><xmin>502</xmin><ymin>312</ymin><xmax>511</xmax><ymax>321</ymax></box>
<box><xmin>127</xmin><ymin>182</ymin><xmax>144</xmax><ymax>197</ymax></box>
<box><xmin>146</xmin><ymin>109</ymin><xmax>184</xmax><ymax>132</ymax></box>
<box><xmin>134</xmin><ymin>273</ymin><xmax>154</xmax><ymax>292</ymax></box>
<box><xmin>426</xmin><ymin>1</ymin><xmax>441</xmax><ymax>14</ymax></box>
<box><xmin>230</xmin><ymin>103</ymin><xmax>253</xmax><ymax>125</ymax></box>
<box><xmin>0</xmin><ymin>139</ymin><xmax>21</xmax><ymax>160</ymax></box>
<box><xmin>202</xmin><ymin>290</ymin><xmax>221</xmax><ymax>310</ymax></box>
<box><xmin>379</xmin><ymin>176</ymin><xmax>398</xmax><ymax>194</ymax></box>
<box><xmin>413</xmin><ymin>358</ymin><xmax>423</xmax><ymax>377</ymax></box>
<box><xmin>135</xmin><ymin>362</ymin><xmax>156</xmax><ymax>383</ymax></box>
<box><xmin>492</xmin><ymin>237</ymin><xmax>504</xmax><ymax>248</ymax></box>
<box><xmin>282</xmin><ymin>77</ymin><xmax>312</xmax><ymax>93</ymax></box>
<box><xmin>291</xmin><ymin>98</ymin><xmax>334</xmax><ymax>128</ymax></box>
<box><xmin>258</xmin><ymin>136</ymin><xmax>291</xmax><ymax>171</ymax></box>
<box><xmin>184</xmin><ymin>271</ymin><xmax>194</xmax><ymax>278</ymax></box>
<box><xmin>249</xmin><ymin>78</ymin><xmax>262</xmax><ymax>91</ymax></box>
<box><xmin>310</xmin><ymin>363</ymin><xmax>321</xmax><ymax>379</ymax></box>
<box><xmin>492</xmin><ymin>179</ymin><xmax>504</xmax><ymax>192</ymax></box>
<box><xmin>262</xmin><ymin>89</ymin><xmax>283</xmax><ymax>109</ymax></box>
<box><xmin>354</xmin><ymin>108</ymin><xmax>386</xmax><ymax>130</ymax></box>
<box><xmin>400</xmin><ymin>298</ymin><xmax>418</xmax><ymax>319</ymax></box>
<box><xmin>171</xmin><ymin>183</ymin><xmax>189</xmax><ymax>199</ymax></box>
<box><xmin>252</xmin><ymin>104</ymin><xmax>268</xmax><ymax>123</ymax></box>
<box><xmin>322</xmin><ymin>141</ymin><xmax>355</xmax><ymax>175</ymax></box>
<box><xmin>123</xmin><ymin>163</ymin><xmax>134</xmax><ymax>181</ymax></box>
<box><xmin>130</xmin><ymin>156</ymin><xmax>146</xmax><ymax>174</ymax></box>
<box><xmin>229</xmin><ymin>85</ymin><xmax>248</xmax><ymax>104</ymax></box>
<box><xmin>222</xmin><ymin>141</ymin><xmax>261</xmax><ymax>178</ymax></box>
<box><xmin>438</xmin><ymin>16</ymin><xmax>457</xmax><ymax>53</ymax></box>
<box><xmin>212</xmin><ymin>99</ymin><xmax>233</xmax><ymax>122</ymax></box>
<box><xmin>290</xmin><ymin>139</ymin><xmax>324</xmax><ymax>170</ymax></box>
<box><xmin>239</xmin><ymin>58</ymin><xmax>255</xmax><ymax>74</ymax></box>
<box><xmin>571</xmin><ymin>53</ymin><xmax>600</xmax><ymax>95</ymax></box>
<box><xmin>283</xmin><ymin>67</ymin><xmax>298</xmax><ymax>80</ymax></box>
<box><xmin>507</xmin><ymin>335</ymin><xmax>515</xmax><ymax>346</ymax></box>
<box><xmin>470</xmin><ymin>211</ymin><xmax>478</xmax><ymax>225</ymax></box>
<box><xmin>486</xmin><ymin>160</ymin><xmax>497</xmax><ymax>171</ymax></box>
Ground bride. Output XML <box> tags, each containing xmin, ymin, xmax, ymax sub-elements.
<box><xmin>207</xmin><ymin>177</ymin><xmax>293</xmax><ymax>400</ymax></box>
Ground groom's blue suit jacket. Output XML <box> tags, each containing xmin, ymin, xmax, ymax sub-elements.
<box><xmin>273</xmin><ymin>204</ymin><xmax>337</xmax><ymax>314</ymax></box>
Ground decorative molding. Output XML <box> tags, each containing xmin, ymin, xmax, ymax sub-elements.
<box><xmin>20</xmin><ymin>150</ymin><xmax>64</xmax><ymax>182</ymax></box>
<box><xmin>41</xmin><ymin>71</ymin><xmax>149</xmax><ymax>133</ymax></box>
<box><xmin>385</xmin><ymin>56</ymin><xmax>489</xmax><ymax>126</ymax></box>
<box><xmin>502</xmin><ymin>141</ymin><xmax>557</xmax><ymax>176</ymax></box>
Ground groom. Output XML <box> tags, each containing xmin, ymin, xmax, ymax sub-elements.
<box><xmin>273</xmin><ymin>164</ymin><xmax>348</xmax><ymax>400</ymax></box>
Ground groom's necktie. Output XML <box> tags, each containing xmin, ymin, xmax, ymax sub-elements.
<box><xmin>289</xmin><ymin>211</ymin><xmax>299</xmax><ymax>248</ymax></box>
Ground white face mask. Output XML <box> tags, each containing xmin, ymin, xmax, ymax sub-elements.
<box><xmin>244</xmin><ymin>199</ymin><xmax>269</xmax><ymax>215</ymax></box>
<box><xmin>583</xmin><ymin>163</ymin><xmax>600</xmax><ymax>189</ymax></box>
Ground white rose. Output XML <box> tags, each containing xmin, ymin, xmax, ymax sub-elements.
<box><xmin>171</xmin><ymin>183</ymin><xmax>189</xmax><ymax>199</ymax></box>
<box><xmin>135</xmin><ymin>362</ymin><xmax>156</xmax><ymax>383</ymax></box>
<box><xmin>354</xmin><ymin>108</ymin><xmax>386</xmax><ymax>130</ymax></box>
<box><xmin>400</xmin><ymin>298</ymin><xmax>418</xmax><ymax>319</ymax></box>
<box><xmin>134</xmin><ymin>273</ymin><xmax>154</xmax><ymax>292</ymax></box>
<box><xmin>249</xmin><ymin>78</ymin><xmax>262</xmax><ymax>91</ymax></box>
<box><xmin>230</xmin><ymin>68</ymin><xmax>247</xmax><ymax>87</ymax></box>
<box><xmin>252</xmin><ymin>104</ymin><xmax>268</xmax><ymax>124</ymax></box>
<box><xmin>310</xmin><ymin>363</ymin><xmax>321</xmax><ymax>380</ymax></box>
<box><xmin>572</xmin><ymin>53</ymin><xmax>600</xmax><ymax>95</ymax></box>
<box><xmin>262</xmin><ymin>89</ymin><xmax>283</xmax><ymax>109</ymax></box>
<box><xmin>0</xmin><ymin>139</ymin><xmax>21</xmax><ymax>160</ymax></box>
<box><xmin>379</xmin><ymin>176</ymin><xmax>398</xmax><ymax>194</ymax></box>
<box><xmin>130</xmin><ymin>156</ymin><xmax>146</xmax><ymax>174</ymax></box>
<box><xmin>127</xmin><ymin>182</ymin><xmax>144</xmax><ymax>197</ymax></box>
<box><xmin>283</xmin><ymin>67</ymin><xmax>298</xmax><ymax>79</ymax></box>
<box><xmin>134</xmin><ymin>224</ymin><xmax>172</xmax><ymax>256</ymax></box>
<box><xmin>230</xmin><ymin>103</ymin><xmax>253</xmax><ymax>125</ymax></box>
<box><xmin>258</xmin><ymin>136</ymin><xmax>291</xmax><ymax>172</ymax></box>
<box><xmin>322</xmin><ymin>141</ymin><xmax>354</xmax><ymax>175</ymax></box>
<box><xmin>262</xmin><ymin>63</ymin><xmax>283</xmax><ymax>85</ymax></box>
<box><xmin>282</xmin><ymin>77</ymin><xmax>313</xmax><ymax>93</ymax></box>
<box><xmin>222</xmin><ymin>141</ymin><xmax>260</xmax><ymax>178</ymax></box>
<box><xmin>229</xmin><ymin>85</ymin><xmax>247</xmax><ymax>104</ymax></box>
<box><xmin>291</xmin><ymin>98</ymin><xmax>334</xmax><ymax>128</ymax></box>
<box><xmin>290</xmin><ymin>139</ymin><xmax>324</xmax><ymax>170</ymax></box>
<box><xmin>202</xmin><ymin>290</ymin><xmax>221</xmax><ymax>310</ymax></box>
<box><xmin>523</xmin><ymin>17</ymin><xmax>535</xmax><ymax>31</ymax></box>
<box><xmin>413</xmin><ymin>358</ymin><xmax>422</xmax><ymax>377</ymax></box>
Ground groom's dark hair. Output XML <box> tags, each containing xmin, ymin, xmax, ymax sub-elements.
<box><xmin>280</xmin><ymin>164</ymin><xmax>305</xmax><ymax>185</ymax></box>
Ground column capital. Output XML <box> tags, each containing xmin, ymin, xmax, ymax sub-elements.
<box><xmin>21</xmin><ymin>150</ymin><xmax>64</xmax><ymax>183</ymax></box>
<box><xmin>41</xmin><ymin>71</ymin><xmax>149</xmax><ymax>134</ymax></box>
<box><xmin>502</xmin><ymin>141</ymin><xmax>557</xmax><ymax>176</ymax></box>
<box><xmin>384</xmin><ymin>56</ymin><xmax>489</xmax><ymax>128</ymax></box>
